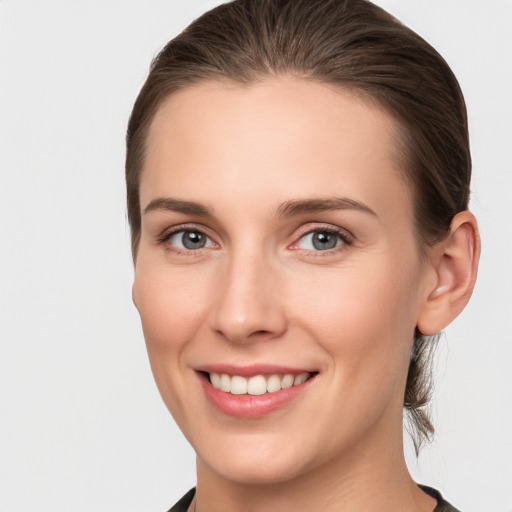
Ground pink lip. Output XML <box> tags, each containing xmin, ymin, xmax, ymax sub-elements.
<box><xmin>196</xmin><ymin>366</ymin><xmax>318</xmax><ymax>419</ymax></box>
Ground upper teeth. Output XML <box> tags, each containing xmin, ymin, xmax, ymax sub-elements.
<box><xmin>209</xmin><ymin>372</ymin><xmax>310</xmax><ymax>395</ymax></box>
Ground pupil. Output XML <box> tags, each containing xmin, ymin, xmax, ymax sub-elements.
<box><xmin>312</xmin><ymin>232</ymin><xmax>336</xmax><ymax>250</ymax></box>
<box><xmin>183</xmin><ymin>231</ymin><xmax>206</xmax><ymax>249</ymax></box>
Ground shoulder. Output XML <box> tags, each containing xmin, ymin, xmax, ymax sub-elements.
<box><xmin>420</xmin><ymin>485</ymin><xmax>461</xmax><ymax>512</ymax></box>
<box><xmin>166</xmin><ymin>488</ymin><xmax>196</xmax><ymax>512</ymax></box>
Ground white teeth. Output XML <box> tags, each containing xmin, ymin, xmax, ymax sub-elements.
<box><xmin>210</xmin><ymin>372</ymin><xmax>221</xmax><ymax>389</ymax></box>
<box><xmin>247</xmin><ymin>375</ymin><xmax>267</xmax><ymax>395</ymax></box>
<box><xmin>294</xmin><ymin>373</ymin><xmax>309</xmax><ymax>385</ymax></box>
<box><xmin>281</xmin><ymin>374</ymin><xmax>294</xmax><ymax>389</ymax></box>
<box><xmin>209</xmin><ymin>372</ymin><xmax>311</xmax><ymax>395</ymax></box>
<box><xmin>230</xmin><ymin>375</ymin><xmax>248</xmax><ymax>395</ymax></box>
<box><xmin>266</xmin><ymin>375</ymin><xmax>282</xmax><ymax>393</ymax></box>
<box><xmin>219</xmin><ymin>373</ymin><xmax>231</xmax><ymax>392</ymax></box>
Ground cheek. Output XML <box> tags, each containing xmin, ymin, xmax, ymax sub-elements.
<box><xmin>295</xmin><ymin>263</ymin><xmax>416</xmax><ymax>338</ymax></box>
<box><xmin>133</xmin><ymin>263</ymin><xmax>209</xmax><ymax>351</ymax></box>
<box><xmin>132</xmin><ymin>261</ymin><xmax>212</xmax><ymax>414</ymax></box>
<box><xmin>288</xmin><ymin>257</ymin><xmax>420</xmax><ymax>386</ymax></box>
<box><xmin>284</xmin><ymin>260</ymin><xmax>421</xmax><ymax>442</ymax></box>
<box><xmin>133</xmin><ymin>262</ymin><xmax>222</xmax><ymax>437</ymax></box>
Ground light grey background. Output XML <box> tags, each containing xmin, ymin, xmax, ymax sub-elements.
<box><xmin>0</xmin><ymin>1</ymin><xmax>511</xmax><ymax>511</ymax></box>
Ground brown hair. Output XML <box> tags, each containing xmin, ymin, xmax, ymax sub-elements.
<box><xmin>126</xmin><ymin>0</ymin><xmax>471</xmax><ymax>452</ymax></box>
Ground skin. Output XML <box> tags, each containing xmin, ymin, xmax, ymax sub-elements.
<box><xmin>132</xmin><ymin>78</ymin><xmax>478</xmax><ymax>512</ymax></box>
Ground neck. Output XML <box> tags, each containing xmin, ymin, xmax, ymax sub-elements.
<box><xmin>194</xmin><ymin>428</ymin><xmax>436</xmax><ymax>512</ymax></box>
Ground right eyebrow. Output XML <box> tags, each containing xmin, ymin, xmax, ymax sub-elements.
<box><xmin>276</xmin><ymin>196</ymin><xmax>377</xmax><ymax>218</ymax></box>
<box><xmin>143</xmin><ymin>197</ymin><xmax>214</xmax><ymax>217</ymax></box>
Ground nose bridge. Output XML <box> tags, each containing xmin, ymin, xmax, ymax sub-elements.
<box><xmin>209</xmin><ymin>240</ymin><xmax>286</xmax><ymax>342</ymax></box>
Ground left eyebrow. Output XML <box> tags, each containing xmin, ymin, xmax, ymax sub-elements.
<box><xmin>276</xmin><ymin>196</ymin><xmax>377</xmax><ymax>218</ymax></box>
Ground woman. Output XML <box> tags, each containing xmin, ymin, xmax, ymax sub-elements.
<box><xmin>126</xmin><ymin>0</ymin><xmax>480</xmax><ymax>510</ymax></box>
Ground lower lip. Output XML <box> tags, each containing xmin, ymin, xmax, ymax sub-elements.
<box><xmin>199</xmin><ymin>374</ymin><xmax>316</xmax><ymax>419</ymax></box>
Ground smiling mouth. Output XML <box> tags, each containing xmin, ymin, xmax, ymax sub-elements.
<box><xmin>204</xmin><ymin>371</ymin><xmax>316</xmax><ymax>395</ymax></box>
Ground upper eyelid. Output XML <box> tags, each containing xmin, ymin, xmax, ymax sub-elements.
<box><xmin>289</xmin><ymin>227</ymin><xmax>354</xmax><ymax>260</ymax></box>
<box><xmin>158</xmin><ymin>225</ymin><xmax>219</xmax><ymax>255</ymax></box>
<box><xmin>292</xmin><ymin>223</ymin><xmax>354</xmax><ymax>241</ymax></box>
<box><xmin>158</xmin><ymin>223</ymin><xmax>217</xmax><ymax>241</ymax></box>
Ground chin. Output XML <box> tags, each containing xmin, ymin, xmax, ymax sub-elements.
<box><xmin>207</xmin><ymin>458</ymin><xmax>306</xmax><ymax>486</ymax></box>
<box><xmin>197</xmin><ymin>434</ymin><xmax>319</xmax><ymax>485</ymax></box>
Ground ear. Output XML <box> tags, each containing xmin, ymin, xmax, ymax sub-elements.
<box><xmin>417</xmin><ymin>211</ymin><xmax>480</xmax><ymax>336</ymax></box>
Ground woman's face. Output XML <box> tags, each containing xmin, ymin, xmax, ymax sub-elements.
<box><xmin>133</xmin><ymin>78</ymin><xmax>437</xmax><ymax>484</ymax></box>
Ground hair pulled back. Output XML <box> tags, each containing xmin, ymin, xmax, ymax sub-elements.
<box><xmin>126</xmin><ymin>0</ymin><xmax>471</xmax><ymax>452</ymax></box>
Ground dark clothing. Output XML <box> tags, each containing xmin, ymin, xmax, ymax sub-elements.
<box><xmin>168</xmin><ymin>485</ymin><xmax>460</xmax><ymax>511</ymax></box>
<box><xmin>420</xmin><ymin>485</ymin><xmax>461</xmax><ymax>512</ymax></box>
<box><xmin>168</xmin><ymin>488</ymin><xmax>195</xmax><ymax>512</ymax></box>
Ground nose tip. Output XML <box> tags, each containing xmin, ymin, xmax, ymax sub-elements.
<box><xmin>208</xmin><ymin>257</ymin><xmax>287</xmax><ymax>344</ymax></box>
<box><xmin>211</xmin><ymin>314</ymin><xmax>285</xmax><ymax>344</ymax></box>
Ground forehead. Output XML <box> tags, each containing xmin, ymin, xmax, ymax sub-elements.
<box><xmin>142</xmin><ymin>77</ymin><xmax>412</xmax><ymax>221</ymax></box>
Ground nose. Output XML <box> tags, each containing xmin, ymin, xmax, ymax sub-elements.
<box><xmin>208</xmin><ymin>247</ymin><xmax>287</xmax><ymax>344</ymax></box>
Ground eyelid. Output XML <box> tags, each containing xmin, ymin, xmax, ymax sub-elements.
<box><xmin>157</xmin><ymin>223</ymin><xmax>220</xmax><ymax>253</ymax></box>
<box><xmin>288</xmin><ymin>223</ymin><xmax>354</xmax><ymax>251</ymax></box>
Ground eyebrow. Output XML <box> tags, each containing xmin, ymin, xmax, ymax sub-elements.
<box><xmin>143</xmin><ymin>197</ymin><xmax>214</xmax><ymax>217</ymax></box>
<box><xmin>143</xmin><ymin>195</ymin><xmax>377</xmax><ymax>218</ymax></box>
<box><xmin>276</xmin><ymin>197</ymin><xmax>377</xmax><ymax>218</ymax></box>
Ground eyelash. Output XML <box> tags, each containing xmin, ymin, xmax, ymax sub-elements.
<box><xmin>157</xmin><ymin>223</ymin><xmax>354</xmax><ymax>257</ymax></box>
<box><xmin>290</xmin><ymin>225</ymin><xmax>354</xmax><ymax>257</ymax></box>
<box><xmin>157</xmin><ymin>224</ymin><xmax>218</xmax><ymax>256</ymax></box>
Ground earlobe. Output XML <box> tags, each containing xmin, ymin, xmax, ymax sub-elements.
<box><xmin>417</xmin><ymin>211</ymin><xmax>480</xmax><ymax>336</ymax></box>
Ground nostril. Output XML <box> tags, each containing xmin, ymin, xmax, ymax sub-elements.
<box><xmin>208</xmin><ymin>299</ymin><xmax>288</xmax><ymax>343</ymax></box>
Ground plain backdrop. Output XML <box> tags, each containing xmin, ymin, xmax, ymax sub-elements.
<box><xmin>1</xmin><ymin>1</ymin><xmax>511</xmax><ymax>511</ymax></box>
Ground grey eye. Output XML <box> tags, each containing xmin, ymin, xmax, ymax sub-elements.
<box><xmin>169</xmin><ymin>230</ymin><xmax>212</xmax><ymax>250</ymax></box>
<box><xmin>298</xmin><ymin>231</ymin><xmax>344</xmax><ymax>251</ymax></box>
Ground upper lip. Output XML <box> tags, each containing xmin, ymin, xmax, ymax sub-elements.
<box><xmin>196</xmin><ymin>364</ymin><xmax>316</xmax><ymax>377</ymax></box>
